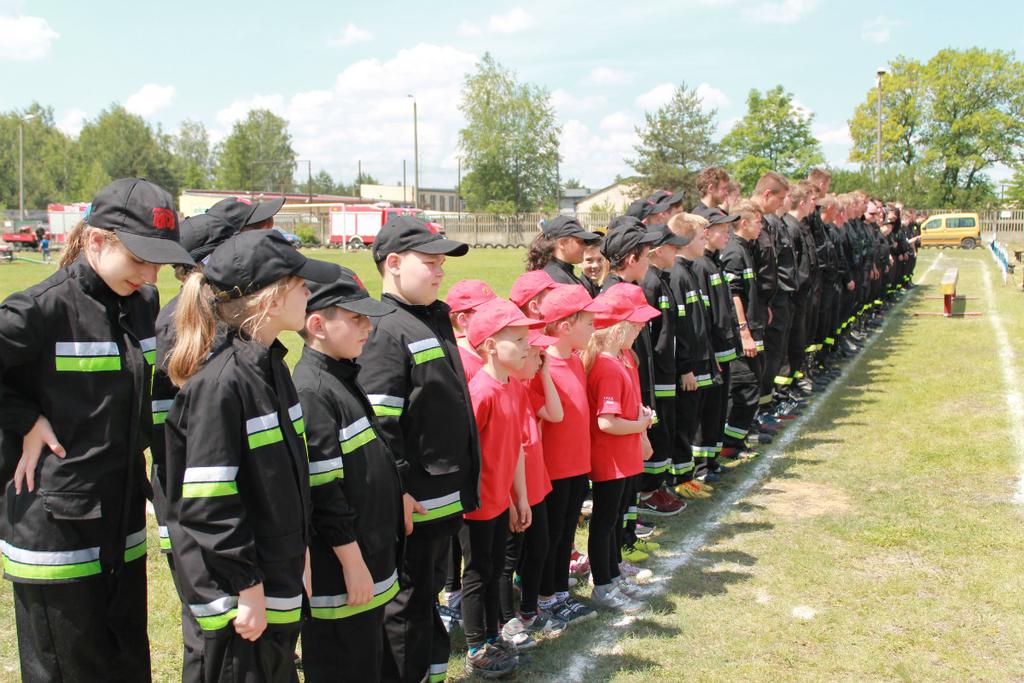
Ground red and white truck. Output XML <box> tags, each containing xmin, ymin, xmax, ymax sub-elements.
<box><xmin>328</xmin><ymin>204</ymin><xmax>442</xmax><ymax>247</ymax></box>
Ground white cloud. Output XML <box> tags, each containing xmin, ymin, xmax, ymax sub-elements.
<box><xmin>550</xmin><ymin>89</ymin><xmax>607</xmax><ymax>114</ymax></box>
<box><xmin>635</xmin><ymin>83</ymin><xmax>676</xmax><ymax>110</ymax></box>
<box><xmin>56</xmin><ymin>107</ymin><xmax>87</xmax><ymax>137</ymax></box>
<box><xmin>124</xmin><ymin>84</ymin><xmax>175</xmax><ymax>117</ymax></box>
<box><xmin>560</xmin><ymin>119</ymin><xmax>638</xmax><ymax>189</ymax></box>
<box><xmin>212</xmin><ymin>94</ymin><xmax>286</xmax><ymax>142</ymax></box>
<box><xmin>328</xmin><ymin>22</ymin><xmax>373</xmax><ymax>47</ymax></box>
<box><xmin>813</xmin><ymin>122</ymin><xmax>852</xmax><ymax>147</ymax></box>
<box><xmin>588</xmin><ymin>66</ymin><xmax>633</xmax><ymax>86</ymax></box>
<box><xmin>695</xmin><ymin>82</ymin><xmax>730</xmax><ymax>110</ymax></box>
<box><xmin>791</xmin><ymin>97</ymin><xmax>812</xmax><ymax>121</ymax></box>
<box><xmin>0</xmin><ymin>14</ymin><xmax>58</xmax><ymax>60</ymax></box>
<box><xmin>862</xmin><ymin>15</ymin><xmax>899</xmax><ymax>43</ymax></box>
<box><xmin>458</xmin><ymin>7</ymin><xmax>534</xmax><ymax>37</ymax></box>
<box><xmin>599</xmin><ymin>112</ymin><xmax>633</xmax><ymax>132</ymax></box>
<box><xmin>741</xmin><ymin>0</ymin><xmax>817</xmax><ymax>24</ymax></box>
<box><xmin>718</xmin><ymin>115</ymin><xmax>742</xmax><ymax>138</ymax></box>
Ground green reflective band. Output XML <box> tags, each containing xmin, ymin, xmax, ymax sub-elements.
<box><xmin>696</xmin><ymin>374</ymin><xmax>713</xmax><ymax>388</ymax></box>
<box><xmin>644</xmin><ymin>458</ymin><xmax>671</xmax><ymax>474</ymax></box>
<box><xmin>774</xmin><ymin>375</ymin><xmax>793</xmax><ymax>386</ymax></box>
<box><xmin>848</xmin><ymin>316</ymin><xmax>856</xmax><ymax>324</ymax></box>
<box><xmin>413</xmin><ymin>347</ymin><xmax>445</xmax><ymax>364</ymax></box>
<box><xmin>143</xmin><ymin>350</ymin><xmax>156</xmax><ymax>365</ymax></box>
<box><xmin>755</xmin><ymin>340</ymin><xmax>764</xmax><ymax>352</ymax></box>
<box><xmin>265</xmin><ymin>595</ymin><xmax>303</xmax><ymax>625</ymax></box>
<box><xmin>152</xmin><ymin>411</ymin><xmax>168</xmax><ymax>426</ymax></box>
<box><xmin>246</xmin><ymin>412</ymin><xmax>284</xmax><ymax>450</ymax></box>
<box><xmin>310</xmin><ymin>572</ymin><xmax>400</xmax><ymax>619</ymax></box>
<box><xmin>794</xmin><ymin>371</ymin><xmax>804</xmax><ymax>379</ymax></box>
<box><xmin>677</xmin><ymin>304</ymin><xmax>686</xmax><ymax>317</ymax></box>
<box><xmin>1</xmin><ymin>541</ymin><xmax>103</xmax><ymax>581</ymax></box>
<box><xmin>140</xmin><ymin>337</ymin><xmax>156</xmax><ymax>365</ymax></box>
<box><xmin>742</xmin><ymin>268</ymin><xmax>755</xmax><ymax>280</ymax></box>
<box><xmin>710</xmin><ymin>273</ymin><xmax>723</xmax><ymax>285</ymax></box>
<box><xmin>412</xmin><ymin>492</ymin><xmax>463</xmax><ymax>523</ymax></box>
<box><xmin>654</xmin><ymin>384</ymin><xmax>676</xmax><ymax>398</ymax></box>
<box><xmin>804</xmin><ymin>344</ymin><xmax>817</xmax><ymax>353</ymax></box>
<box><xmin>159</xmin><ymin>526</ymin><xmax>172</xmax><ymax>551</ymax></box>
<box><xmin>758</xmin><ymin>394</ymin><xmax>773</xmax><ymax>406</ymax></box>
<box><xmin>368</xmin><ymin>395</ymin><xmax>404</xmax><ymax>417</ymax></box>
<box><xmin>874</xmin><ymin>299</ymin><xmax>883</xmax><ymax>305</ymax></box>
<box><xmin>287</xmin><ymin>403</ymin><xmax>304</xmax><ymax>436</ymax></box>
<box><xmin>824</xmin><ymin>337</ymin><xmax>835</xmax><ymax>345</ymax></box>
<box><xmin>309</xmin><ymin>457</ymin><xmax>344</xmax><ymax>487</ymax></box>
<box><xmin>340</xmin><ymin>417</ymin><xmax>376</xmax><ymax>454</ymax></box>
<box><xmin>429</xmin><ymin>663</ymin><xmax>448</xmax><ymax>682</ymax></box>
<box><xmin>686</xmin><ymin>292</ymin><xmax>699</xmax><ymax>304</ymax></box>
<box><xmin>671</xmin><ymin>461</ymin><xmax>694</xmax><ymax>475</ymax></box>
<box><xmin>191</xmin><ymin>596</ymin><xmax>239</xmax><ymax>631</ymax></box>
<box><xmin>651</xmin><ymin>413</ymin><xmax>660</xmax><ymax>425</ymax></box>
<box><xmin>658</xmin><ymin>296</ymin><xmax>670</xmax><ymax>310</ymax></box>
<box><xmin>124</xmin><ymin>530</ymin><xmax>147</xmax><ymax>563</ymax></box>
<box><xmin>182</xmin><ymin>481</ymin><xmax>238</xmax><ymax>498</ymax></box>
<box><xmin>373</xmin><ymin>405</ymin><xmax>402</xmax><ymax>416</ymax></box>
<box><xmin>56</xmin><ymin>356</ymin><xmax>121</xmax><ymax>372</ymax></box>
<box><xmin>723</xmin><ymin>424</ymin><xmax>746</xmax><ymax>439</ymax></box>
<box><xmin>409</xmin><ymin>338</ymin><xmax>444</xmax><ymax>365</ymax></box>
<box><xmin>716</xmin><ymin>349</ymin><xmax>737</xmax><ymax>363</ymax></box>
<box><xmin>248</xmin><ymin>427</ymin><xmax>283</xmax><ymax>450</ymax></box>
<box><xmin>152</xmin><ymin>399</ymin><xmax>173</xmax><ymax>426</ymax></box>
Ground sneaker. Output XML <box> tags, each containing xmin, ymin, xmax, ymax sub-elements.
<box><xmin>492</xmin><ymin>638</ymin><xmax>520</xmax><ymax>661</ymax></box>
<box><xmin>686</xmin><ymin>480</ymin><xmax>712</xmax><ymax>495</ymax></box>
<box><xmin>675</xmin><ymin>482</ymin><xmax>708</xmax><ymax>500</ymax></box>
<box><xmin>620</xmin><ymin>544</ymin><xmax>649</xmax><ymax>563</ymax></box>
<box><xmin>500</xmin><ymin>618</ymin><xmax>538</xmax><ymax>650</ymax></box>
<box><xmin>438</xmin><ymin>603</ymin><xmax>461</xmax><ymax>632</ymax></box>
<box><xmin>517</xmin><ymin>612</ymin><xmax>567</xmax><ymax>638</ymax></box>
<box><xmin>569</xmin><ymin>550</ymin><xmax>590</xmax><ymax>576</ymax></box>
<box><xmin>754</xmin><ymin>432</ymin><xmax>773</xmax><ymax>445</ymax></box>
<box><xmin>633</xmin><ymin>537</ymin><xmax>661</xmax><ymax>552</ymax></box>
<box><xmin>617</xmin><ymin>578</ymin><xmax>651</xmax><ymax>600</ymax></box>
<box><xmin>638</xmin><ymin>490</ymin><xmax>685</xmax><ymax>516</ymax></box>
<box><xmin>635</xmin><ymin>521</ymin><xmax>656</xmax><ymax>538</ymax></box>
<box><xmin>465</xmin><ymin>643</ymin><xmax>518</xmax><ymax>679</ymax></box>
<box><xmin>539</xmin><ymin>599</ymin><xmax>575</xmax><ymax>624</ymax></box>
<box><xmin>618</xmin><ymin>560</ymin><xmax>640</xmax><ymax>577</ymax></box>
<box><xmin>562</xmin><ymin>596</ymin><xmax>598</xmax><ymax>623</ymax></box>
<box><xmin>580</xmin><ymin>499</ymin><xmax>593</xmax><ymax>516</ymax></box>
<box><xmin>591</xmin><ymin>584</ymin><xmax>645</xmax><ymax>615</ymax></box>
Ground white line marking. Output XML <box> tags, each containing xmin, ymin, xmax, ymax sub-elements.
<box><xmin>558</xmin><ymin>272</ymin><xmax>928</xmax><ymax>679</ymax></box>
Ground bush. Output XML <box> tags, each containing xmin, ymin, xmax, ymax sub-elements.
<box><xmin>294</xmin><ymin>225</ymin><xmax>320</xmax><ymax>246</ymax></box>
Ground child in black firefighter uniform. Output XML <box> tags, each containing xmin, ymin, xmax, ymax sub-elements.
<box><xmin>0</xmin><ymin>178</ymin><xmax>194</xmax><ymax>682</ymax></box>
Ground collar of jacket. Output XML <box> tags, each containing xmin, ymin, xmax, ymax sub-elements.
<box><xmin>300</xmin><ymin>345</ymin><xmax>359</xmax><ymax>381</ymax></box>
<box><xmin>70</xmin><ymin>256</ymin><xmax>119</xmax><ymax>302</ymax></box>
<box><xmin>550</xmin><ymin>258</ymin><xmax>576</xmax><ymax>278</ymax></box>
<box><xmin>381</xmin><ymin>292</ymin><xmax>451</xmax><ymax>318</ymax></box>
<box><xmin>734</xmin><ymin>234</ymin><xmax>754</xmax><ymax>250</ymax></box>
<box><xmin>225</xmin><ymin>330</ymin><xmax>288</xmax><ymax>375</ymax></box>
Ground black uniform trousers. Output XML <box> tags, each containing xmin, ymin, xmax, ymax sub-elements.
<box><xmin>762</xmin><ymin>293</ymin><xmax>794</xmax><ymax>400</ymax></box>
<box><xmin>695</xmin><ymin>374</ymin><xmax>726</xmax><ymax>473</ymax></box>
<box><xmin>498</xmin><ymin>500</ymin><xmax>549</xmax><ymax>621</ymax></box>
<box><xmin>382</xmin><ymin>516</ymin><xmax>461</xmax><ymax>683</ymax></box>
<box><xmin>13</xmin><ymin>557</ymin><xmax>150</xmax><ymax>683</ymax></box>
<box><xmin>443</xmin><ymin>535</ymin><xmax>462</xmax><ymax>595</ymax></box>
<box><xmin>302</xmin><ymin>603</ymin><xmax>387</xmax><ymax>683</ymax></box>
<box><xmin>641</xmin><ymin>394</ymin><xmax>675</xmax><ymax>492</ymax></box>
<box><xmin>167</xmin><ymin>555</ymin><xmax>204</xmax><ymax>683</ymax></box>
<box><xmin>816</xmin><ymin>283</ymin><xmax>839</xmax><ymax>349</ymax></box>
<box><xmin>787</xmin><ymin>291</ymin><xmax>809</xmax><ymax>377</ymax></box>
<box><xmin>539</xmin><ymin>474</ymin><xmax>589</xmax><ymax>598</ymax></box>
<box><xmin>458</xmin><ymin>510</ymin><xmax>510</xmax><ymax>650</ymax></box>
<box><xmin>724</xmin><ymin>353</ymin><xmax>764</xmax><ymax>446</ymax></box>
<box><xmin>673</xmin><ymin>388</ymin><xmax>704</xmax><ymax>483</ymax></box>
<box><xmin>200</xmin><ymin>627</ymin><xmax>300</xmax><ymax>683</ymax></box>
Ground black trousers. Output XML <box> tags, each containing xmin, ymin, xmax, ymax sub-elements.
<box><xmin>589</xmin><ymin>479</ymin><xmax>629</xmax><ymax>586</ymax></box>
<box><xmin>641</xmin><ymin>393</ymin><xmax>675</xmax><ymax>492</ymax></box>
<box><xmin>673</xmin><ymin>387</ymin><xmax>704</xmax><ymax>483</ymax></box>
<box><xmin>382</xmin><ymin>517</ymin><xmax>460</xmax><ymax>683</ymax></box>
<box><xmin>443</xmin><ymin>534</ymin><xmax>462</xmax><ymax>594</ymax></box>
<box><xmin>498</xmin><ymin>500</ymin><xmax>549</xmax><ymax>621</ymax></box>
<box><xmin>763</xmin><ymin>293</ymin><xmax>794</xmax><ymax>398</ymax></box>
<box><xmin>724</xmin><ymin>353</ymin><xmax>763</xmax><ymax>446</ymax></box>
<box><xmin>302</xmin><ymin>602</ymin><xmax>387</xmax><ymax>683</ymax></box>
<box><xmin>459</xmin><ymin>511</ymin><xmax>510</xmax><ymax>650</ymax></box>
<box><xmin>539</xmin><ymin>474</ymin><xmax>589</xmax><ymax>597</ymax></box>
<box><xmin>619</xmin><ymin>474</ymin><xmax>639</xmax><ymax>547</ymax></box>
<box><xmin>167</xmin><ymin>555</ymin><xmax>205</xmax><ymax>683</ymax></box>
<box><xmin>816</xmin><ymin>283</ymin><xmax>839</xmax><ymax>347</ymax></box>
<box><xmin>787</xmin><ymin>292</ymin><xmax>809</xmax><ymax>376</ymax></box>
<box><xmin>13</xmin><ymin>557</ymin><xmax>150</xmax><ymax>683</ymax></box>
<box><xmin>199</xmin><ymin>627</ymin><xmax>300</xmax><ymax>683</ymax></box>
<box><xmin>695</xmin><ymin>374</ymin><xmax>725</xmax><ymax>471</ymax></box>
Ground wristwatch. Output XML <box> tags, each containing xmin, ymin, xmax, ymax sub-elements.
<box><xmin>738</xmin><ymin>322</ymin><xmax>748</xmax><ymax>330</ymax></box>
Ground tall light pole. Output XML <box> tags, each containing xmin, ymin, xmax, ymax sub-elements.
<box><xmin>18</xmin><ymin>113</ymin><xmax>37</xmax><ymax>221</ymax></box>
<box><xmin>407</xmin><ymin>95</ymin><xmax>419</xmax><ymax>208</ymax></box>
<box><xmin>876</xmin><ymin>68</ymin><xmax>886</xmax><ymax>179</ymax></box>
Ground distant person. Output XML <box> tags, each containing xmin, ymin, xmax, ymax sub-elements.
<box><xmin>38</xmin><ymin>235</ymin><xmax>50</xmax><ymax>263</ymax></box>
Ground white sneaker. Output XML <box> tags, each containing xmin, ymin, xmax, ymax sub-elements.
<box><xmin>591</xmin><ymin>584</ymin><xmax>645</xmax><ymax>615</ymax></box>
<box><xmin>500</xmin><ymin>618</ymin><xmax>538</xmax><ymax>650</ymax></box>
<box><xmin>617</xmin><ymin>578</ymin><xmax>651</xmax><ymax>601</ymax></box>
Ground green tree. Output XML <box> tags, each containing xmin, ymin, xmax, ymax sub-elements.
<box><xmin>563</xmin><ymin>177</ymin><xmax>584</xmax><ymax>189</ymax></box>
<box><xmin>849</xmin><ymin>57</ymin><xmax>927</xmax><ymax>169</ymax></box>
<box><xmin>722</xmin><ymin>85</ymin><xmax>825</xmax><ymax>193</ymax></box>
<box><xmin>458</xmin><ymin>53</ymin><xmax>561</xmax><ymax>212</ymax></box>
<box><xmin>172</xmin><ymin>119</ymin><xmax>213</xmax><ymax>190</ymax></box>
<box><xmin>627</xmin><ymin>83</ymin><xmax>719</xmax><ymax>205</ymax></box>
<box><xmin>0</xmin><ymin>103</ymin><xmax>77</xmax><ymax>208</ymax></box>
<box><xmin>309</xmin><ymin>169</ymin><xmax>338</xmax><ymax>195</ymax></box>
<box><xmin>214</xmin><ymin>109</ymin><xmax>296</xmax><ymax>193</ymax></box>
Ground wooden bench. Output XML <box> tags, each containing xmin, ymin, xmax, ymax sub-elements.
<box><xmin>940</xmin><ymin>268</ymin><xmax>958</xmax><ymax>316</ymax></box>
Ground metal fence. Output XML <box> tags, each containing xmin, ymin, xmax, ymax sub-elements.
<box><xmin>434</xmin><ymin>211</ymin><xmax>618</xmax><ymax>248</ymax></box>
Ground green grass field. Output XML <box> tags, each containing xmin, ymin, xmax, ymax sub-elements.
<box><xmin>2</xmin><ymin>247</ymin><xmax>1024</xmax><ymax>681</ymax></box>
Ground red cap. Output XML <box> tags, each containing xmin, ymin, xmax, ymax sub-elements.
<box><xmin>510</xmin><ymin>270</ymin><xmax>557</xmax><ymax>307</ymax></box>
<box><xmin>538</xmin><ymin>284</ymin><xmax>605</xmax><ymax>324</ymax></box>
<box><xmin>468</xmin><ymin>298</ymin><xmax>543</xmax><ymax>347</ymax></box>
<box><xmin>593</xmin><ymin>283</ymin><xmax>660</xmax><ymax>328</ymax></box>
<box><xmin>446</xmin><ymin>279</ymin><xmax>497</xmax><ymax>312</ymax></box>
<box><xmin>528</xmin><ymin>328</ymin><xmax>559</xmax><ymax>347</ymax></box>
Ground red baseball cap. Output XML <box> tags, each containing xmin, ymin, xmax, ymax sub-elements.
<box><xmin>446</xmin><ymin>279</ymin><xmax>497</xmax><ymax>312</ymax></box>
<box><xmin>510</xmin><ymin>270</ymin><xmax>558</xmax><ymax>307</ymax></box>
<box><xmin>538</xmin><ymin>284</ymin><xmax>605</xmax><ymax>323</ymax></box>
<box><xmin>593</xmin><ymin>283</ymin><xmax>660</xmax><ymax>328</ymax></box>
<box><xmin>528</xmin><ymin>328</ymin><xmax>559</xmax><ymax>347</ymax></box>
<box><xmin>468</xmin><ymin>298</ymin><xmax>543</xmax><ymax>347</ymax></box>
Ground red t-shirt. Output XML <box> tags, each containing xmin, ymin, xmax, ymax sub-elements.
<box><xmin>588</xmin><ymin>353</ymin><xmax>643</xmax><ymax>483</ymax></box>
<box><xmin>532</xmin><ymin>353</ymin><xmax>591</xmax><ymax>480</ymax></box>
<box><xmin>511</xmin><ymin>380</ymin><xmax>552</xmax><ymax>506</ymax></box>
<box><xmin>466</xmin><ymin>371</ymin><xmax>521</xmax><ymax>521</ymax></box>
<box><xmin>458</xmin><ymin>343</ymin><xmax>484</xmax><ymax>384</ymax></box>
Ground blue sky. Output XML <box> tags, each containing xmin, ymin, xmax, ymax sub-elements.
<box><xmin>3</xmin><ymin>0</ymin><xmax>1022</xmax><ymax>193</ymax></box>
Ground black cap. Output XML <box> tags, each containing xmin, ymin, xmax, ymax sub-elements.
<box><xmin>648</xmin><ymin>190</ymin><xmax>685</xmax><ymax>214</ymax></box>
<box><xmin>86</xmin><ymin>178</ymin><xmax>194</xmax><ymax>266</ymax></box>
<box><xmin>206</xmin><ymin>196</ymin><xmax>285</xmax><ymax>232</ymax></box>
<box><xmin>624</xmin><ymin>199</ymin><xmax>653</xmax><ymax>220</ymax></box>
<box><xmin>601</xmin><ymin>220</ymin><xmax>661</xmax><ymax>260</ymax></box>
<box><xmin>707</xmin><ymin>213</ymin><xmax>741</xmax><ymax>227</ymax></box>
<box><xmin>180</xmin><ymin>214</ymin><xmax>239</xmax><ymax>262</ymax></box>
<box><xmin>204</xmin><ymin>230</ymin><xmax>340</xmax><ymax>299</ymax></box>
<box><xmin>372</xmin><ymin>215</ymin><xmax>468</xmax><ymax>263</ymax></box>
<box><xmin>540</xmin><ymin>215</ymin><xmax>601</xmax><ymax>241</ymax></box>
<box><xmin>307</xmin><ymin>267</ymin><xmax>395</xmax><ymax>317</ymax></box>
<box><xmin>649</xmin><ymin>223</ymin><xmax>692</xmax><ymax>247</ymax></box>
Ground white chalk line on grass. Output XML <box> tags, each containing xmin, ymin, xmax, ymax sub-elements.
<box><xmin>559</xmin><ymin>255</ymin><xmax>942</xmax><ymax>681</ymax></box>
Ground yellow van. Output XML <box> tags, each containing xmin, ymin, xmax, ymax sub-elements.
<box><xmin>918</xmin><ymin>212</ymin><xmax>981</xmax><ymax>249</ymax></box>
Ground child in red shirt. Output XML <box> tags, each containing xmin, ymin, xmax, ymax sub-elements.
<box><xmin>532</xmin><ymin>284</ymin><xmax>605</xmax><ymax>624</ymax></box>
<box><xmin>447</xmin><ymin>279</ymin><xmax>497</xmax><ymax>383</ymax></box>
<box><xmin>584</xmin><ymin>284</ymin><xmax>659</xmax><ymax>614</ymax></box>
<box><xmin>462</xmin><ymin>298</ymin><xmax>539</xmax><ymax>677</ymax></box>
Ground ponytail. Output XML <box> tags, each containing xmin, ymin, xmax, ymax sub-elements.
<box><xmin>582</xmin><ymin>321</ymin><xmax>633</xmax><ymax>373</ymax></box>
<box><xmin>168</xmin><ymin>271</ymin><xmax>217</xmax><ymax>386</ymax></box>
<box><xmin>525</xmin><ymin>233</ymin><xmax>556</xmax><ymax>272</ymax></box>
<box><xmin>59</xmin><ymin>220</ymin><xmax>119</xmax><ymax>269</ymax></box>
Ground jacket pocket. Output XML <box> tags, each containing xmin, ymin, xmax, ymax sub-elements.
<box><xmin>41</xmin><ymin>491</ymin><xmax>102</xmax><ymax>520</ymax></box>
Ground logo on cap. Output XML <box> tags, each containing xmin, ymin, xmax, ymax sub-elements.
<box><xmin>236</xmin><ymin>198</ymin><xmax>253</xmax><ymax>205</ymax></box>
<box><xmin>152</xmin><ymin>207</ymin><xmax>176</xmax><ymax>231</ymax></box>
<box><xmin>352</xmin><ymin>273</ymin><xmax>364</xmax><ymax>289</ymax></box>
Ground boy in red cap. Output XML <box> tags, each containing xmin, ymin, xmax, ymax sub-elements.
<box><xmin>509</xmin><ymin>270</ymin><xmax>558</xmax><ymax>320</ymax></box>
<box><xmin>447</xmin><ymin>279</ymin><xmax>498</xmax><ymax>383</ymax></box>
<box><xmin>583</xmin><ymin>283</ymin><xmax>659</xmax><ymax>614</ymax></box>
<box><xmin>461</xmin><ymin>298</ymin><xmax>539</xmax><ymax>678</ymax></box>
<box><xmin>533</xmin><ymin>284</ymin><xmax>605</xmax><ymax>625</ymax></box>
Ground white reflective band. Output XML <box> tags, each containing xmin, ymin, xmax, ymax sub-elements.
<box><xmin>152</xmin><ymin>399</ymin><xmax>174</xmax><ymax>412</ymax></box>
<box><xmin>246</xmin><ymin>412</ymin><xmax>280</xmax><ymax>435</ymax></box>
<box><xmin>288</xmin><ymin>403</ymin><xmax>303</xmax><ymax>422</ymax></box>
<box><xmin>696</xmin><ymin>374</ymin><xmax>711</xmax><ymax>382</ymax></box>
<box><xmin>265</xmin><ymin>595</ymin><xmax>303</xmax><ymax>611</ymax></box>
<box><xmin>183</xmin><ymin>466</ymin><xmax>238</xmax><ymax>483</ymax></box>
<box><xmin>407</xmin><ymin>338</ymin><xmax>441</xmax><ymax>353</ymax></box>
<box><xmin>367</xmin><ymin>394</ymin><xmax>405</xmax><ymax>408</ymax></box>
<box><xmin>0</xmin><ymin>540</ymin><xmax>100</xmax><ymax>566</ymax></box>
<box><xmin>309</xmin><ymin>571</ymin><xmax>398</xmax><ymax>608</ymax></box>
<box><xmin>654</xmin><ymin>384</ymin><xmax>675</xmax><ymax>392</ymax></box>
<box><xmin>55</xmin><ymin>341</ymin><xmax>118</xmax><ymax>356</ymax></box>
<box><xmin>340</xmin><ymin>417</ymin><xmax>372</xmax><ymax>441</ymax></box>
<box><xmin>430</xmin><ymin>663</ymin><xmax>449</xmax><ymax>674</ymax></box>
<box><xmin>646</xmin><ymin>458</ymin><xmax>670</xmax><ymax>467</ymax></box>
<box><xmin>309</xmin><ymin>457</ymin><xmax>344</xmax><ymax>475</ymax></box>
<box><xmin>419</xmin><ymin>492</ymin><xmax>461</xmax><ymax>510</ymax></box>
<box><xmin>139</xmin><ymin>337</ymin><xmax>156</xmax><ymax>352</ymax></box>
<box><xmin>190</xmin><ymin>595</ymin><xmax>238</xmax><ymax>617</ymax></box>
<box><xmin>158</xmin><ymin>526</ymin><xmax>169</xmax><ymax>539</ymax></box>
<box><xmin>125</xmin><ymin>529</ymin><xmax>146</xmax><ymax>547</ymax></box>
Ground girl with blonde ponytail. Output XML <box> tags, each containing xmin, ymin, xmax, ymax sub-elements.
<box><xmin>163</xmin><ymin>230</ymin><xmax>339</xmax><ymax>682</ymax></box>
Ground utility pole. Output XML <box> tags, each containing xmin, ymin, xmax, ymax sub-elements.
<box><xmin>403</xmin><ymin>160</ymin><xmax>407</xmax><ymax>205</ymax></box>
<box><xmin>18</xmin><ymin>113</ymin><xmax>36</xmax><ymax>221</ymax></box>
<box><xmin>457</xmin><ymin>157</ymin><xmax>462</xmax><ymax>216</ymax></box>
<box><xmin>876</xmin><ymin>68</ymin><xmax>886</xmax><ymax>179</ymax></box>
<box><xmin>408</xmin><ymin>95</ymin><xmax>419</xmax><ymax>208</ymax></box>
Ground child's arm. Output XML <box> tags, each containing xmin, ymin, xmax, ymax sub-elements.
<box><xmin>597</xmin><ymin>407</ymin><xmax>653</xmax><ymax>435</ymax></box>
<box><xmin>534</xmin><ymin>354</ymin><xmax>563</xmax><ymax>423</ymax></box>
<box><xmin>510</xmin><ymin>447</ymin><xmax>531</xmax><ymax>532</ymax></box>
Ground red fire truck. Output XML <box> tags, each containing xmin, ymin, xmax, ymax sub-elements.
<box><xmin>328</xmin><ymin>205</ymin><xmax>442</xmax><ymax>247</ymax></box>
